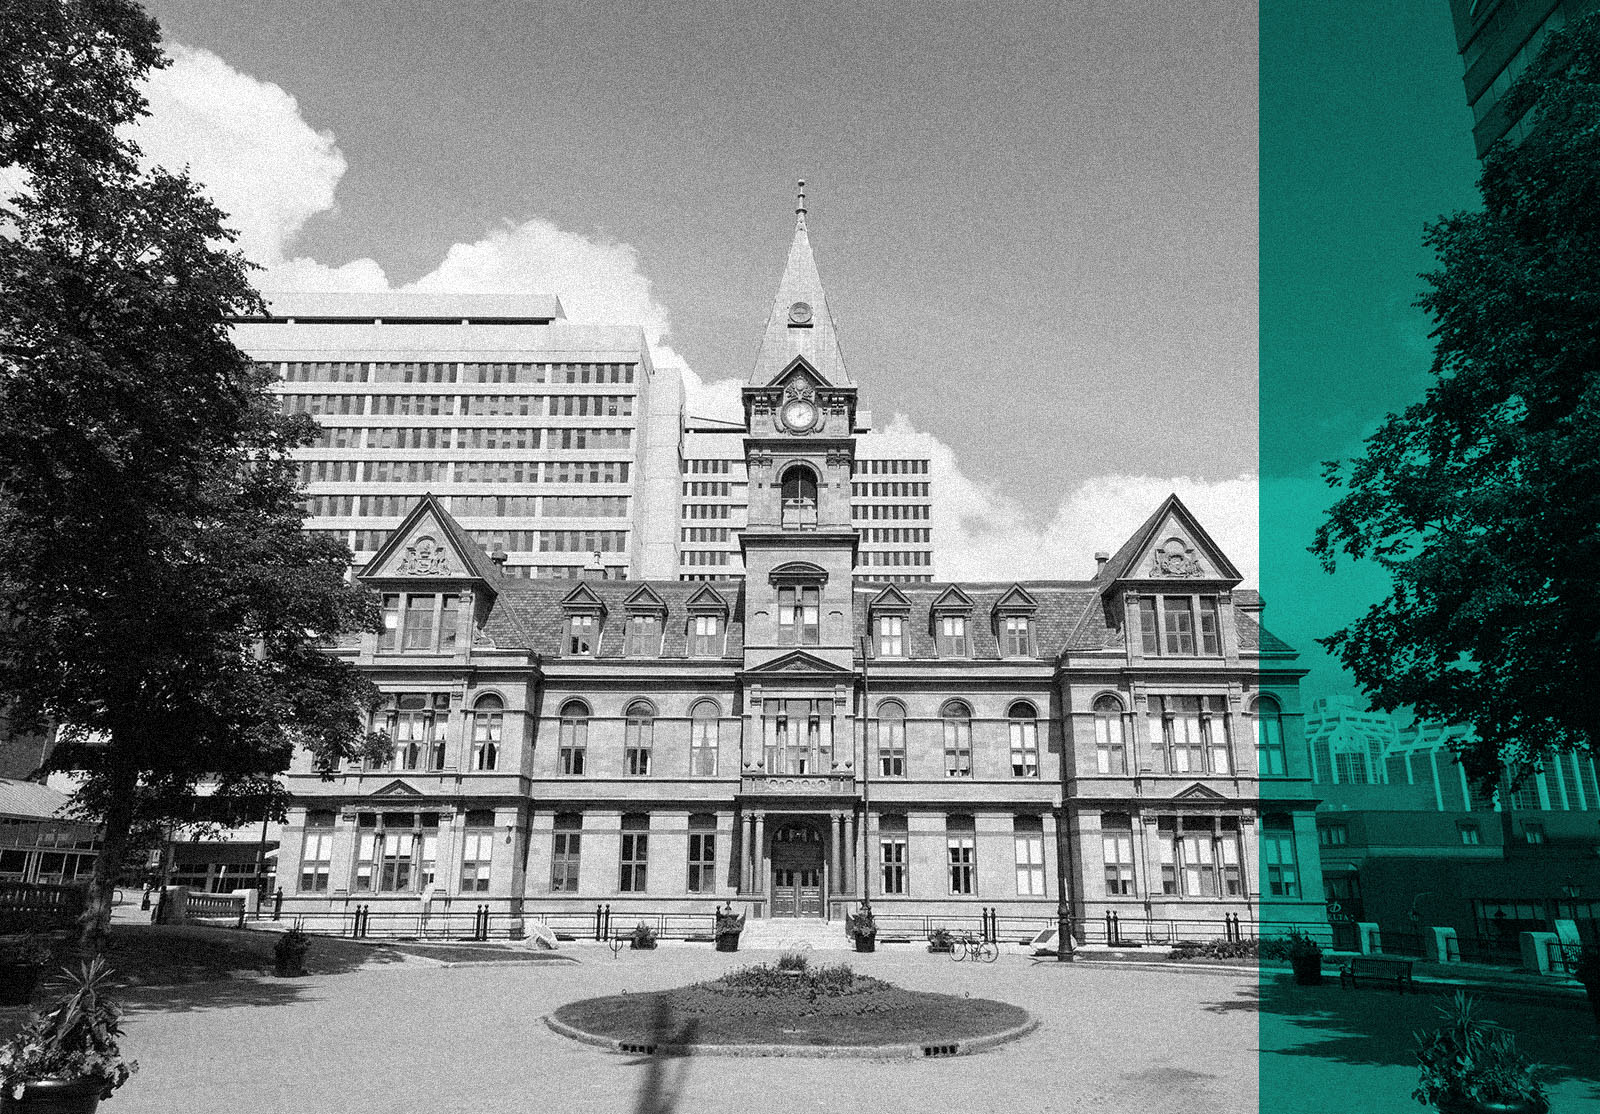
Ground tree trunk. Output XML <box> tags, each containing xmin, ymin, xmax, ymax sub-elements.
<box><xmin>79</xmin><ymin>756</ymin><xmax>140</xmax><ymax>955</ymax></box>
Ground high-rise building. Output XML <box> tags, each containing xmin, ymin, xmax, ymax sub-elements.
<box><xmin>1445</xmin><ymin>0</ymin><xmax>1600</xmax><ymax>157</ymax></box>
<box><xmin>234</xmin><ymin>293</ymin><xmax>682</xmax><ymax>581</ymax></box>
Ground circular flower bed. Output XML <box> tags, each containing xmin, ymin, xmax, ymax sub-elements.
<box><xmin>550</xmin><ymin>957</ymin><xmax>1033</xmax><ymax>1053</ymax></box>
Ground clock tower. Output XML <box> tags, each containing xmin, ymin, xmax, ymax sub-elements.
<box><xmin>739</xmin><ymin>183</ymin><xmax>860</xmax><ymax>672</ymax></box>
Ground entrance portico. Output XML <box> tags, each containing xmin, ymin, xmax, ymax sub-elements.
<box><xmin>737</xmin><ymin>798</ymin><xmax>860</xmax><ymax>920</ymax></box>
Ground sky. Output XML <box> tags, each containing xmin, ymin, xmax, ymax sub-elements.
<box><xmin>128</xmin><ymin>0</ymin><xmax>1483</xmax><ymax>699</ymax></box>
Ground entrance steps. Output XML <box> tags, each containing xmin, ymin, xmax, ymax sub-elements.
<box><xmin>739</xmin><ymin>917</ymin><xmax>849</xmax><ymax>951</ymax></box>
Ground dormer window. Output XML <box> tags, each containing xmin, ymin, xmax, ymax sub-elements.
<box><xmin>780</xmin><ymin>465</ymin><xmax>818</xmax><ymax>530</ymax></box>
<box><xmin>379</xmin><ymin>593</ymin><xmax>461</xmax><ymax>653</ymax></box>
<box><xmin>625</xmin><ymin>614</ymin><xmax>663</xmax><ymax>656</ymax></box>
<box><xmin>876</xmin><ymin>615</ymin><xmax>904</xmax><ymax>657</ymax></box>
<box><xmin>939</xmin><ymin>615</ymin><xmax>968</xmax><ymax>657</ymax></box>
<box><xmin>567</xmin><ymin>614</ymin><xmax>598</xmax><ymax>656</ymax></box>
<box><xmin>1138</xmin><ymin>595</ymin><xmax>1222</xmax><ymax>656</ymax></box>
<box><xmin>1002</xmin><ymin>616</ymin><xmax>1031</xmax><ymax>657</ymax></box>
<box><xmin>690</xmin><ymin>615</ymin><xmax>723</xmax><ymax>657</ymax></box>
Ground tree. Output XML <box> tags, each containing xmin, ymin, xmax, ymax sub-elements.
<box><xmin>0</xmin><ymin>0</ymin><xmax>381</xmax><ymax>951</ymax></box>
<box><xmin>1314</xmin><ymin>14</ymin><xmax>1600</xmax><ymax>787</ymax></box>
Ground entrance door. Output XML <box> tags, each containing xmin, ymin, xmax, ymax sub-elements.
<box><xmin>771</xmin><ymin>869</ymin><xmax>822</xmax><ymax>917</ymax></box>
<box><xmin>770</xmin><ymin>822</ymin><xmax>825</xmax><ymax>918</ymax></box>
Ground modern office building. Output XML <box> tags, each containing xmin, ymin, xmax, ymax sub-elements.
<box><xmin>0</xmin><ymin>777</ymin><xmax>100</xmax><ymax>886</ymax></box>
<box><xmin>1445</xmin><ymin>0</ymin><xmax>1600</xmax><ymax>157</ymax></box>
<box><xmin>267</xmin><ymin>199</ymin><xmax>1323</xmax><ymax>942</ymax></box>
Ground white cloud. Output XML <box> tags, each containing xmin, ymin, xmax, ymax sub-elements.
<box><xmin>132</xmin><ymin>44</ymin><xmax>1265</xmax><ymax>597</ymax></box>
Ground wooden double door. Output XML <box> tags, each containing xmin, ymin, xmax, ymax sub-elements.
<box><xmin>770</xmin><ymin>821</ymin><xmax>824</xmax><ymax>918</ymax></box>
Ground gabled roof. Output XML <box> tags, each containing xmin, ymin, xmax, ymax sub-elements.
<box><xmin>1172</xmin><ymin>783</ymin><xmax>1229</xmax><ymax>801</ymax></box>
<box><xmin>622</xmin><ymin>585</ymin><xmax>668</xmax><ymax>613</ymax></box>
<box><xmin>930</xmin><ymin>585</ymin><xmax>976</xmax><ymax>611</ymax></box>
<box><xmin>684</xmin><ymin>584</ymin><xmax>730</xmax><ymax>614</ymax></box>
<box><xmin>748</xmin><ymin>189</ymin><xmax>853</xmax><ymax>388</ymax></box>
<box><xmin>867</xmin><ymin>584</ymin><xmax>913</xmax><ymax>612</ymax></box>
<box><xmin>560</xmin><ymin>583</ymin><xmax>607</xmax><ymax>613</ymax></box>
<box><xmin>1098</xmin><ymin>493</ymin><xmax>1242</xmax><ymax>584</ymax></box>
<box><xmin>359</xmin><ymin>493</ymin><xmax>503</xmax><ymax>586</ymax></box>
<box><xmin>992</xmin><ymin>584</ymin><xmax>1040</xmax><ymax>612</ymax></box>
<box><xmin>0</xmin><ymin>777</ymin><xmax>74</xmax><ymax>821</ymax></box>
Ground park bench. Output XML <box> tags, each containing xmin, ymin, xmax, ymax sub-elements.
<box><xmin>1339</xmin><ymin>955</ymin><xmax>1414</xmax><ymax>993</ymax></box>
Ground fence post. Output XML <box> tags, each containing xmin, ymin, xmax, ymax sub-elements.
<box><xmin>594</xmin><ymin>904</ymin><xmax>602</xmax><ymax>942</ymax></box>
<box><xmin>272</xmin><ymin>889</ymin><xmax>283</xmax><ymax>922</ymax></box>
<box><xmin>603</xmin><ymin>903</ymin><xmax>612</xmax><ymax>941</ymax></box>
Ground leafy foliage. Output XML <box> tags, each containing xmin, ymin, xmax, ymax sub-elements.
<box><xmin>1168</xmin><ymin>938</ymin><xmax>1263</xmax><ymax>961</ymax></box>
<box><xmin>628</xmin><ymin>921</ymin><xmax>657</xmax><ymax>950</ymax></box>
<box><xmin>1413</xmin><ymin>992</ymin><xmax>1549</xmax><ymax>1111</ymax></box>
<box><xmin>1313</xmin><ymin>14</ymin><xmax>1600</xmax><ymax>785</ymax></box>
<box><xmin>0</xmin><ymin>957</ymin><xmax>137</xmax><ymax>1099</ymax></box>
<box><xmin>0</xmin><ymin>0</ymin><xmax>381</xmax><ymax>948</ymax></box>
<box><xmin>703</xmin><ymin>961</ymin><xmax>874</xmax><ymax>999</ymax></box>
<box><xmin>927</xmin><ymin>926</ymin><xmax>954</xmax><ymax>953</ymax></box>
<box><xmin>848</xmin><ymin>903</ymin><xmax>877</xmax><ymax>938</ymax></box>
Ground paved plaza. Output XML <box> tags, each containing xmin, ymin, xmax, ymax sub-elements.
<box><xmin>81</xmin><ymin>943</ymin><xmax>1599</xmax><ymax>1114</ymax></box>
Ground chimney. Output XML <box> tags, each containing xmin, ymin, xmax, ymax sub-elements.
<box><xmin>581</xmin><ymin>551</ymin><xmax>606</xmax><ymax>581</ymax></box>
<box><xmin>1094</xmin><ymin>552</ymin><xmax>1109</xmax><ymax>576</ymax></box>
<box><xmin>489</xmin><ymin>546</ymin><xmax>508</xmax><ymax>571</ymax></box>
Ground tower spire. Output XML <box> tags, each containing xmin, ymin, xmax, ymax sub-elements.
<box><xmin>795</xmin><ymin>178</ymin><xmax>807</xmax><ymax>231</ymax></box>
<box><xmin>747</xmin><ymin>181</ymin><xmax>852</xmax><ymax>386</ymax></box>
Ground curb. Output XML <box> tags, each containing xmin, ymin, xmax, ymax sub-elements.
<box><xmin>543</xmin><ymin>1011</ymin><xmax>1040</xmax><ymax>1059</ymax></box>
<box><xmin>439</xmin><ymin>955</ymin><xmax>580</xmax><ymax>968</ymax></box>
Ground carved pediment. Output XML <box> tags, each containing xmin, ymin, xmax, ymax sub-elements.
<box><xmin>747</xmin><ymin>649</ymin><xmax>853</xmax><ymax>675</ymax></box>
<box><xmin>358</xmin><ymin>493</ymin><xmax>501</xmax><ymax>588</ymax></box>
<box><xmin>685</xmin><ymin>584</ymin><xmax>729</xmax><ymax>614</ymax></box>
<box><xmin>868</xmin><ymin>584</ymin><xmax>912</xmax><ymax>613</ymax></box>
<box><xmin>931</xmin><ymin>585</ymin><xmax>976</xmax><ymax>612</ymax></box>
<box><xmin>1101</xmin><ymin>495</ymin><xmax>1242</xmax><ymax>585</ymax></box>
<box><xmin>560</xmin><ymin>583</ymin><xmax>606</xmax><ymax>614</ymax></box>
<box><xmin>623</xmin><ymin>585</ymin><xmax>668</xmax><ymax>613</ymax></box>
<box><xmin>369</xmin><ymin>779</ymin><xmax>424</xmax><ymax>798</ymax></box>
<box><xmin>1172</xmin><ymin>782</ymin><xmax>1228</xmax><ymax>801</ymax></box>
<box><xmin>993</xmin><ymin>584</ymin><xmax>1039</xmax><ymax>613</ymax></box>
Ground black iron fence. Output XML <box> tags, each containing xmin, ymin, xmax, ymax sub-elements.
<box><xmin>0</xmin><ymin>881</ymin><xmax>86</xmax><ymax>934</ymax></box>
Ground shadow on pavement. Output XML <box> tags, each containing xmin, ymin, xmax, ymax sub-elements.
<box><xmin>626</xmin><ymin>993</ymin><xmax>702</xmax><ymax>1114</ymax></box>
<box><xmin>1260</xmin><ymin>978</ymin><xmax>1600</xmax><ymax>1101</ymax></box>
<box><xmin>1201</xmin><ymin>984</ymin><xmax>1261</xmax><ymax>1013</ymax></box>
<box><xmin>116</xmin><ymin>975</ymin><xmax>317</xmax><ymax>1017</ymax></box>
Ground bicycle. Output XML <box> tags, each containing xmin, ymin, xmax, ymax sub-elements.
<box><xmin>950</xmin><ymin>930</ymin><xmax>998</xmax><ymax>964</ymax></box>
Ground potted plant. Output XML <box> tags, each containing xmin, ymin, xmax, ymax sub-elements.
<box><xmin>848</xmin><ymin>903</ymin><xmax>877</xmax><ymax>953</ymax></box>
<box><xmin>272</xmin><ymin>924</ymin><xmax>310</xmax><ymax>978</ymax></box>
<box><xmin>1287</xmin><ymin>931</ymin><xmax>1324</xmax><ymax>986</ymax></box>
<box><xmin>0</xmin><ymin>936</ymin><xmax>54</xmax><ymax>1008</ymax></box>
<box><xmin>713</xmin><ymin>904</ymin><xmax>744</xmax><ymax>953</ymax></box>
<box><xmin>1572</xmin><ymin>943</ymin><xmax>1600</xmax><ymax>1028</ymax></box>
<box><xmin>629</xmin><ymin>922</ymin><xmax>658</xmax><ymax>951</ymax></box>
<box><xmin>1414</xmin><ymin>992</ymin><xmax>1549</xmax><ymax>1114</ymax></box>
<box><xmin>0</xmin><ymin>957</ymin><xmax>137</xmax><ymax>1114</ymax></box>
<box><xmin>927</xmin><ymin>926</ymin><xmax>954</xmax><ymax>954</ymax></box>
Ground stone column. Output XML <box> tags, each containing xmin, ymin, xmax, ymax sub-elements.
<box><xmin>845</xmin><ymin>811</ymin><xmax>857</xmax><ymax>895</ymax></box>
<box><xmin>830</xmin><ymin>812</ymin><xmax>844</xmax><ymax>893</ymax></box>
<box><xmin>753</xmin><ymin>812</ymin><xmax>766</xmax><ymax>895</ymax></box>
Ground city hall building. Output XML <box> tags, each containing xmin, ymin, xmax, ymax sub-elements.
<box><xmin>266</xmin><ymin>200</ymin><xmax>1323</xmax><ymax>940</ymax></box>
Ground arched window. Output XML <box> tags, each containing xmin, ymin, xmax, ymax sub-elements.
<box><xmin>780</xmin><ymin>465</ymin><xmax>819</xmax><ymax>529</ymax></box>
<box><xmin>471</xmin><ymin>694</ymin><xmax>503</xmax><ymax>771</ymax></box>
<box><xmin>1252</xmin><ymin>695</ymin><xmax>1286</xmax><ymax>777</ymax></box>
<box><xmin>1008</xmin><ymin>701</ymin><xmax>1039</xmax><ymax>778</ymax></box>
<box><xmin>690</xmin><ymin>700</ymin><xmax>720</xmax><ymax>776</ymax></box>
<box><xmin>624</xmin><ymin>700</ymin><xmax>654</xmax><ymax>776</ymax></box>
<box><xmin>942</xmin><ymin>700</ymin><xmax>972</xmax><ymax>778</ymax></box>
<box><xmin>558</xmin><ymin>699</ymin><xmax>589</xmax><ymax>776</ymax></box>
<box><xmin>877</xmin><ymin>701</ymin><xmax>907</xmax><ymax>777</ymax></box>
<box><xmin>1093</xmin><ymin>694</ymin><xmax>1127</xmax><ymax>775</ymax></box>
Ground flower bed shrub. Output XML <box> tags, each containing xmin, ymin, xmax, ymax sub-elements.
<box><xmin>1168</xmin><ymin>938</ymin><xmax>1261</xmax><ymax>961</ymax></box>
<box><xmin>701</xmin><ymin>960</ymin><xmax>880</xmax><ymax>1000</ymax></box>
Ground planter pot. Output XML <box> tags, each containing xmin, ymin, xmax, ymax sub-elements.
<box><xmin>0</xmin><ymin>963</ymin><xmax>42</xmax><ymax>1007</ymax></box>
<box><xmin>854</xmin><ymin>934</ymin><xmax>877</xmax><ymax>953</ymax></box>
<box><xmin>714</xmin><ymin>934</ymin><xmax>740</xmax><ymax>953</ymax></box>
<box><xmin>629</xmin><ymin>938</ymin><xmax>657</xmax><ymax>950</ymax></box>
<box><xmin>273</xmin><ymin>957</ymin><xmax>306</xmax><ymax>978</ymax></box>
<box><xmin>0</xmin><ymin>1076</ymin><xmax>104</xmax><ymax>1114</ymax></box>
<box><xmin>1290</xmin><ymin>954</ymin><xmax>1323</xmax><ymax>986</ymax></box>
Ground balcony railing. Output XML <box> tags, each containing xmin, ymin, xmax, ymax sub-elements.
<box><xmin>738</xmin><ymin>770</ymin><xmax>857</xmax><ymax>796</ymax></box>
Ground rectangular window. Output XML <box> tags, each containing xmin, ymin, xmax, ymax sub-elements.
<box><xmin>1198</xmin><ymin>596</ymin><xmax>1221</xmax><ymax>655</ymax></box>
<box><xmin>1002</xmin><ymin>616</ymin><xmax>1030</xmax><ymax>657</ymax></box>
<box><xmin>938</xmin><ymin>614</ymin><xmax>968</xmax><ymax>656</ymax></box>
<box><xmin>1010</xmin><ymin>717</ymin><xmax>1039</xmax><ymax>777</ymax></box>
<box><xmin>551</xmin><ymin>815</ymin><xmax>582</xmax><ymax>892</ymax></box>
<box><xmin>298</xmin><ymin>813</ymin><xmax>334</xmax><ymax>893</ymax></box>
<box><xmin>876</xmin><ymin>615</ymin><xmax>904</xmax><ymax>657</ymax></box>
<box><xmin>1096</xmin><ymin>708</ymin><xmax>1127</xmax><ymax>775</ymax></box>
<box><xmin>1522</xmin><ymin>821</ymin><xmax>1546</xmax><ymax>845</ymax></box>
<box><xmin>877</xmin><ymin>713</ymin><xmax>905</xmax><ymax>777</ymax></box>
<box><xmin>947</xmin><ymin>830</ymin><xmax>976</xmax><ymax>895</ymax></box>
<box><xmin>1164</xmin><ymin>697</ymin><xmax>1205</xmax><ymax>774</ymax></box>
<box><xmin>566</xmin><ymin>615</ymin><xmax>597</xmax><ymax>656</ymax></box>
<box><xmin>943</xmin><ymin>715</ymin><xmax>971</xmax><ymax>778</ymax></box>
<box><xmin>1458</xmin><ymin>822</ymin><xmax>1481</xmax><ymax>846</ymax></box>
<box><xmin>1163</xmin><ymin>597</ymin><xmax>1196</xmax><ymax>655</ymax></box>
<box><xmin>1158</xmin><ymin>816</ymin><xmax>1243</xmax><ymax>898</ymax></box>
<box><xmin>1138</xmin><ymin>597</ymin><xmax>1160</xmax><ymax>654</ymax></box>
<box><xmin>687</xmin><ymin>820</ymin><xmax>716</xmax><ymax>894</ymax></box>
<box><xmin>690</xmin><ymin>615</ymin><xmax>722</xmax><ymax>657</ymax></box>
<box><xmin>879</xmin><ymin>816</ymin><xmax>908</xmax><ymax>894</ymax></box>
<box><xmin>402</xmin><ymin>595</ymin><xmax>437</xmax><ymax>650</ymax></box>
<box><xmin>1261</xmin><ymin>818</ymin><xmax>1300</xmax><ymax>898</ymax></box>
<box><xmin>1319</xmin><ymin>825</ymin><xmax>1348</xmax><ymax>847</ymax></box>
<box><xmin>625</xmin><ymin>714</ymin><xmax>652</xmax><ymax>777</ymax></box>
<box><xmin>559</xmin><ymin>715</ymin><xmax>587</xmax><ymax>776</ymax></box>
<box><xmin>619</xmin><ymin>817</ymin><xmax>649</xmax><ymax>893</ymax></box>
<box><xmin>689</xmin><ymin>712</ymin><xmax>718</xmax><ymax>776</ymax></box>
<box><xmin>1254</xmin><ymin>707</ymin><xmax>1286</xmax><ymax>776</ymax></box>
<box><xmin>379</xmin><ymin>594</ymin><xmax>400</xmax><ymax>651</ymax></box>
<box><xmin>1014</xmin><ymin>818</ymin><xmax>1045</xmax><ymax>896</ymax></box>
<box><xmin>472</xmin><ymin>705</ymin><xmax>501</xmax><ymax>771</ymax></box>
<box><xmin>1102</xmin><ymin>814</ymin><xmax>1135</xmax><ymax>895</ymax></box>
<box><xmin>460</xmin><ymin>814</ymin><xmax>494</xmax><ymax>893</ymax></box>
<box><xmin>625</xmin><ymin>615</ymin><xmax>662</xmax><ymax>656</ymax></box>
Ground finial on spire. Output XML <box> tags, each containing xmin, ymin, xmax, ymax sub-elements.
<box><xmin>795</xmin><ymin>178</ymin><xmax>807</xmax><ymax>230</ymax></box>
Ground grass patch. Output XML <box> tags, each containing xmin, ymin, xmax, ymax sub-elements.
<box><xmin>554</xmin><ymin>962</ymin><xmax>1029</xmax><ymax>1048</ymax></box>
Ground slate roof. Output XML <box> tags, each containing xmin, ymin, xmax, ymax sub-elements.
<box><xmin>748</xmin><ymin>206</ymin><xmax>853</xmax><ymax>387</ymax></box>
<box><xmin>0</xmin><ymin>777</ymin><xmax>73</xmax><ymax>820</ymax></box>
<box><xmin>484</xmin><ymin>581</ymin><xmax>747</xmax><ymax>660</ymax></box>
<box><xmin>852</xmin><ymin>581</ymin><xmax>1104</xmax><ymax>661</ymax></box>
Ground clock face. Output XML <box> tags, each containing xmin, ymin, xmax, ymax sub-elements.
<box><xmin>781</xmin><ymin>398</ymin><xmax>818</xmax><ymax>432</ymax></box>
<box><xmin>788</xmin><ymin>300</ymin><xmax>813</xmax><ymax>325</ymax></box>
